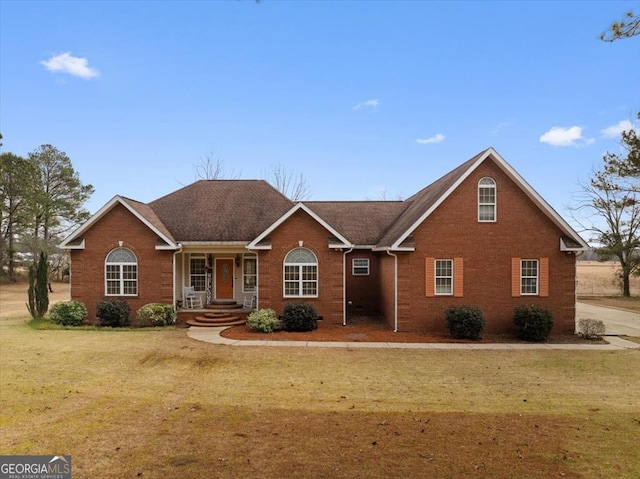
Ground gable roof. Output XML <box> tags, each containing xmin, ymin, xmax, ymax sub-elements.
<box><xmin>61</xmin><ymin>148</ymin><xmax>587</xmax><ymax>253</ymax></box>
<box><xmin>59</xmin><ymin>195</ymin><xmax>178</xmax><ymax>250</ymax></box>
<box><xmin>247</xmin><ymin>202</ymin><xmax>354</xmax><ymax>250</ymax></box>
<box><xmin>150</xmin><ymin>180</ymin><xmax>293</xmax><ymax>243</ymax></box>
<box><xmin>376</xmin><ymin>147</ymin><xmax>587</xmax><ymax>250</ymax></box>
<box><xmin>305</xmin><ymin>201</ymin><xmax>408</xmax><ymax>246</ymax></box>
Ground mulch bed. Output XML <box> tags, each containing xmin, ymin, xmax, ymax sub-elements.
<box><xmin>220</xmin><ymin>316</ymin><xmax>606</xmax><ymax>344</ymax></box>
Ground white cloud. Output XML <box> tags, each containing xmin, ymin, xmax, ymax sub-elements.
<box><xmin>539</xmin><ymin>126</ymin><xmax>592</xmax><ymax>147</ymax></box>
<box><xmin>353</xmin><ymin>99</ymin><xmax>379</xmax><ymax>110</ymax></box>
<box><xmin>601</xmin><ymin>120</ymin><xmax>635</xmax><ymax>139</ymax></box>
<box><xmin>40</xmin><ymin>52</ymin><xmax>99</xmax><ymax>79</ymax></box>
<box><xmin>416</xmin><ymin>134</ymin><xmax>445</xmax><ymax>145</ymax></box>
<box><xmin>492</xmin><ymin>121</ymin><xmax>511</xmax><ymax>134</ymax></box>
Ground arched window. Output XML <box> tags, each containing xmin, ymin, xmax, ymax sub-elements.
<box><xmin>105</xmin><ymin>247</ymin><xmax>138</xmax><ymax>296</ymax></box>
<box><xmin>478</xmin><ymin>177</ymin><xmax>496</xmax><ymax>222</ymax></box>
<box><xmin>283</xmin><ymin>247</ymin><xmax>318</xmax><ymax>297</ymax></box>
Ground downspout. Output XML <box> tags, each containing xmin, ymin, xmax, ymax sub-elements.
<box><xmin>386</xmin><ymin>250</ymin><xmax>398</xmax><ymax>332</ymax></box>
<box><xmin>173</xmin><ymin>243</ymin><xmax>183</xmax><ymax>311</ymax></box>
<box><xmin>342</xmin><ymin>247</ymin><xmax>353</xmax><ymax>326</ymax></box>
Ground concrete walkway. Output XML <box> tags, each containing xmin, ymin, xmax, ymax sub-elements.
<box><xmin>576</xmin><ymin>302</ymin><xmax>640</xmax><ymax>336</ymax></box>
<box><xmin>188</xmin><ymin>326</ymin><xmax>640</xmax><ymax>350</ymax></box>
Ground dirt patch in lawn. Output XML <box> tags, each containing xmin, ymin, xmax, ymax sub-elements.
<box><xmin>221</xmin><ymin>316</ymin><xmax>605</xmax><ymax>344</ymax></box>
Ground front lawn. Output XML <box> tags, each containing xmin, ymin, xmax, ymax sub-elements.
<box><xmin>1</xmin><ymin>316</ymin><xmax>639</xmax><ymax>478</ymax></box>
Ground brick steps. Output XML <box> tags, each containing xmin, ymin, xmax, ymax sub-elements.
<box><xmin>186</xmin><ymin>311</ymin><xmax>246</xmax><ymax>327</ymax></box>
<box><xmin>204</xmin><ymin>301</ymin><xmax>243</xmax><ymax>310</ymax></box>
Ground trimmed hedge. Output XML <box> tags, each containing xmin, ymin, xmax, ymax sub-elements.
<box><xmin>247</xmin><ymin>308</ymin><xmax>281</xmax><ymax>333</ymax></box>
<box><xmin>49</xmin><ymin>300</ymin><xmax>87</xmax><ymax>326</ymax></box>
<box><xmin>446</xmin><ymin>306</ymin><xmax>485</xmax><ymax>340</ymax></box>
<box><xmin>135</xmin><ymin>303</ymin><xmax>175</xmax><ymax>327</ymax></box>
<box><xmin>282</xmin><ymin>302</ymin><xmax>318</xmax><ymax>332</ymax></box>
<box><xmin>96</xmin><ymin>298</ymin><xmax>131</xmax><ymax>327</ymax></box>
<box><xmin>513</xmin><ymin>305</ymin><xmax>553</xmax><ymax>341</ymax></box>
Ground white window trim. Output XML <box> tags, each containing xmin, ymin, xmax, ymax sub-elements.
<box><xmin>521</xmin><ymin>259</ymin><xmax>539</xmax><ymax>296</ymax></box>
<box><xmin>243</xmin><ymin>254</ymin><xmax>257</xmax><ymax>293</ymax></box>
<box><xmin>104</xmin><ymin>248</ymin><xmax>138</xmax><ymax>296</ymax></box>
<box><xmin>283</xmin><ymin>248</ymin><xmax>318</xmax><ymax>298</ymax></box>
<box><xmin>478</xmin><ymin>177</ymin><xmax>497</xmax><ymax>223</ymax></box>
<box><xmin>352</xmin><ymin>258</ymin><xmax>370</xmax><ymax>276</ymax></box>
<box><xmin>189</xmin><ymin>254</ymin><xmax>207</xmax><ymax>292</ymax></box>
<box><xmin>435</xmin><ymin>259</ymin><xmax>453</xmax><ymax>296</ymax></box>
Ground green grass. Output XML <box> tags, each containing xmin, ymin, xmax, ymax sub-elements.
<box><xmin>1</xmin><ymin>316</ymin><xmax>639</xmax><ymax>478</ymax></box>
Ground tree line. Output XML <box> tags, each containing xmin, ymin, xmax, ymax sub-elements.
<box><xmin>0</xmin><ymin>144</ymin><xmax>94</xmax><ymax>284</ymax></box>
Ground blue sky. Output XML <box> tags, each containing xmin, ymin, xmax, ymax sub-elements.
<box><xmin>1</xmin><ymin>0</ymin><xmax>639</xmax><ymax>233</ymax></box>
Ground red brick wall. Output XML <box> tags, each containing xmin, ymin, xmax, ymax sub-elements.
<box><xmin>256</xmin><ymin>210</ymin><xmax>345</xmax><ymax>324</ymax></box>
<box><xmin>394</xmin><ymin>158</ymin><xmax>577</xmax><ymax>334</ymax></box>
<box><xmin>345</xmin><ymin>251</ymin><xmax>382</xmax><ymax>317</ymax></box>
<box><xmin>69</xmin><ymin>203</ymin><xmax>174</xmax><ymax>323</ymax></box>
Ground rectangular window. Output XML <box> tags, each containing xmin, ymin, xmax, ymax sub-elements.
<box><xmin>190</xmin><ymin>256</ymin><xmax>206</xmax><ymax>292</ymax></box>
<box><xmin>435</xmin><ymin>259</ymin><xmax>453</xmax><ymax>295</ymax></box>
<box><xmin>284</xmin><ymin>264</ymin><xmax>318</xmax><ymax>297</ymax></box>
<box><xmin>352</xmin><ymin>258</ymin><xmax>370</xmax><ymax>276</ymax></box>
<box><xmin>521</xmin><ymin>259</ymin><xmax>538</xmax><ymax>295</ymax></box>
<box><xmin>105</xmin><ymin>264</ymin><xmax>138</xmax><ymax>296</ymax></box>
<box><xmin>243</xmin><ymin>255</ymin><xmax>257</xmax><ymax>292</ymax></box>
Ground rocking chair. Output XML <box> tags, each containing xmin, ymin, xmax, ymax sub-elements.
<box><xmin>183</xmin><ymin>286</ymin><xmax>203</xmax><ymax>309</ymax></box>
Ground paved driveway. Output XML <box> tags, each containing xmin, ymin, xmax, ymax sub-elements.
<box><xmin>576</xmin><ymin>302</ymin><xmax>640</xmax><ymax>336</ymax></box>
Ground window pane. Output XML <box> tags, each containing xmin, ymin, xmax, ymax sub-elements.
<box><xmin>285</xmin><ymin>281</ymin><xmax>299</xmax><ymax>296</ymax></box>
<box><xmin>285</xmin><ymin>265</ymin><xmax>299</xmax><ymax>281</ymax></box>
<box><xmin>302</xmin><ymin>281</ymin><xmax>317</xmax><ymax>296</ymax></box>
<box><xmin>435</xmin><ymin>278</ymin><xmax>452</xmax><ymax>295</ymax></box>
<box><xmin>479</xmin><ymin>204</ymin><xmax>495</xmax><ymax>221</ymax></box>
<box><xmin>106</xmin><ymin>281</ymin><xmax>120</xmax><ymax>295</ymax></box>
<box><xmin>521</xmin><ymin>260</ymin><xmax>538</xmax><ymax>295</ymax></box>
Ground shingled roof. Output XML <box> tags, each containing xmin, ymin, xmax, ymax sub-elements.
<box><xmin>376</xmin><ymin>150</ymin><xmax>485</xmax><ymax>248</ymax></box>
<box><xmin>149</xmin><ymin>180</ymin><xmax>293</xmax><ymax>242</ymax></box>
<box><xmin>61</xmin><ymin>148</ymin><xmax>586</xmax><ymax>252</ymax></box>
<box><xmin>305</xmin><ymin>201</ymin><xmax>408</xmax><ymax>246</ymax></box>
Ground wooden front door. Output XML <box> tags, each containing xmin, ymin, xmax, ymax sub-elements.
<box><xmin>215</xmin><ymin>259</ymin><xmax>234</xmax><ymax>299</ymax></box>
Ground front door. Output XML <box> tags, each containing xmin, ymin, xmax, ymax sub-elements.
<box><xmin>215</xmin><ymin>258</ymin><xmax>234</xmax><ymax>299</ymax></box>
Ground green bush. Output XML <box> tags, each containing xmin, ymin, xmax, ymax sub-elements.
<box><xmin>513</xmin><ymin>305</ymin><xmax>553</xmax><ymax>341</ymax></box>
<box><xmin>281</xmin><ymin>302</ymin><xmax>318</xmax><ymax>332</ymax></box>
<box><xmin>446</xmin><ymin>306</ymin><xmax>485</xmax><ymax>340</ymax></box>
<box><xmin>135</xmin><ymin>303</ymin><xmax>175</xmax><ymax>327</ymax></box>
<box><xmin>96</xmin><ymin>298</ymin><xmax>131</xmax><ymax>327</ymax></box>
<box><xmin>49</xmin><ymin>300</ymin><xmax>87</xmax><ymax>326</ymax></box>
<box><xmin>247</xmin><ymin>308</ymin><xmax>281</xmax><ymax>333</ymax></box>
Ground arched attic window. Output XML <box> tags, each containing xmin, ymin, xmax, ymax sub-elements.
<box><xmin>478</xmin><ymin>177</ymin><xmax>496</xmax><ymax>222</ymax></box>
<box><xmin>283</xmin><ymin>247</ymin><xmax>318</xmax><ymax>297</ymax></box>
<box><xmin>105</xmin><ymin>247</ymin><xmax>138</xmax><ymax>296</ymax></box>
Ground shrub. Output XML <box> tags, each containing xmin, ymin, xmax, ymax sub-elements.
<box><xmin>578</xmin><ymin>318</ymin><xmax>606</xmax><ymax>340</ymax></box>
<box><xmin>513</xmin><ymin>305</ymin><xmax>553</xmax><ymax>341</ymax></box>
<box><xmin>281</xmin><ymin>302</ymin><xmax>318</xmax><ymax>332</ymax></box>
<box><xmin>96</xmin><ymin>298</ymin><xmax>131</xmax><ymax>327</ymax></box>
<box><xmin>445</xmin><ymin>306</ymin><xmax>485</xmax><ymax>340</ymax></box>
<box><xmin>247</xmin><ymin>308</ymin><xmax>281</xmax><ymax>333</ymax></box>
<box><xmin>49</xmin><ymin>300</ymin><xmax>87</xmax><ymax>326</ymax></box>
<box><xmin>135</xmin><ymin>303</ymin><xmax>175</xmax><ymax>327</ymax></box>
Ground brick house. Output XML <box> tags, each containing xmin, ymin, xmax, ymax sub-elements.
<box><xmin>60</xmin><ymin>148</ymin><xmax>587</xmax><ymax>334</ymax></box>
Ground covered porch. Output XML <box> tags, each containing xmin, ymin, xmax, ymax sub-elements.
<box><xmin>174</xmin><ymin>246</ymin><xmax>257</xmax><ymax>326</ymax></box>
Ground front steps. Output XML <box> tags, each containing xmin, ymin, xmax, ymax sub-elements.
<box><xmin>204</xmin><ymin>300</ymin><xmax>243</xmax><ymax>311</ymax></box>
<box><xmin>186</xmin><ymin>310</ymin><xmax>246</xmax><ymax>328</ymax></box>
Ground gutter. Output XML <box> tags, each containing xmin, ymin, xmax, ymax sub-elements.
<box><xmin>342</xmin><ymin>247</ymin><xmax>354</xmax><ymax>326</ymax></box>
<box><xmin>386</xmin><ymin>250</ymin><xmax>399</xmax><ymax>332</ymax></box>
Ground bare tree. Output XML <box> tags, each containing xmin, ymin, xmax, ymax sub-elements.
<box><xmin>572</xmin><ymin>125</ymin><xmax>640</xmax><ymax>297</ymax></box>
<box><xmin>194</xmin><ymin>151</ymin><xmax>240</xmax><ymax>180</ymax></box>
<box><xmin>600</xmin><ymin>10</ymin><xmax>640</xmax><ymax>42</ymax></box>
<box><xmin>263</xmin><ymin>163</ymin><xmax>311</xmax><ymax>201</ymax></box>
